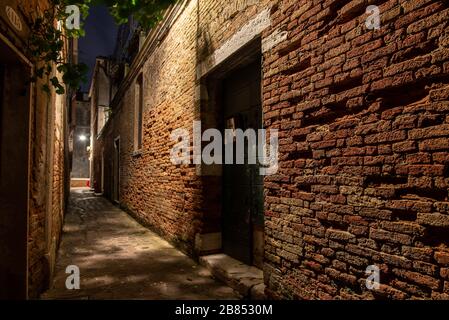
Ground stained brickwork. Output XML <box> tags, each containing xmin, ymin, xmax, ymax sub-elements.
<box><xmin>103</xmin><ymin>1</ymin><xmax>200</xmax><ymax>255</ymax></box>
<box><xmin>92</xmin><ymin>0</ymin><xmax>449</xmax><ymax>300</ymax></box>
<box><xmin>92</xmin><ymin>1</ymin><xmax>270</xmax><ymax>255</ymax></box>
<box><xmin>1</xmin><ymin>0</ymin><xmax>70</xmax><ymax>298</ymax></box>
<box><xmin>27</xmin><ymin>61</ymin><xmax>69</xmax><ymax>299</ymax></box>
<box><xmin>262</xmin><ymin>0</ymin><xmax>449</xmax><ymax>299</ymax></box>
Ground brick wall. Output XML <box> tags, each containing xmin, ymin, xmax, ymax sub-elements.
<box><xmin>114</xmin><ymin>0</ymin><xmax>199</xmax><ymax>254</ymax></box>
<box><xmin>27</xmin><ymin>66</ymin><xmax>68</xmax><ymax>299</ymax></box>
<box><xmin>94</xmin><ymin>0</ymin><xmax>449</xmax><ymax>299</ymax></box>
<box><xmin>17</xmin><ymin>0</ymin><xmax>69</xmax><ymax>298</ymax></box>
<box><xmin>263</xmin><ymin>0</ymin><xmax>449</xmax><ymax>299</ymax></box>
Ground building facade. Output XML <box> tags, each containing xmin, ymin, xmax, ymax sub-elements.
<box><xmin>0</xmin><ymin>0</ymin><xmax>72</xmax><ymax>299</ymax></box>
<box><xmin>92</xmin><ymin>0</ymin><xmax>449</xmax><ymax>299</ymax></box>
<box><xmin>89</xmin><ymin>57</ymin><xmax>117</xmax><ymax>194</ymax></box>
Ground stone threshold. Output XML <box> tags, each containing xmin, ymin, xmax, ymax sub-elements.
<box><xmin>199</xmin><ymin>254</ymin><xmax>266</xmax><ymax>300</ymax></box>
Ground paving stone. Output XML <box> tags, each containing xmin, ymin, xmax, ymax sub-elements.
<box><xmin>41</xmin><ymin>189</ymin><xmax>239</xmax><ymax>300</ymax></box>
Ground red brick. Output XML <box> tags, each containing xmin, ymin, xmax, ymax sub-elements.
<box><xmin>370</xmin><ymin>228</ymin><xmax>413</xmax><ymax>245</ymax></box>
<box><xmin>417</xmin><ymin>213</ymin><xmax>449</xmax><ymax>227</ymax></box>
<box><xmin>409</xmin><ymin>125</ymin><xmax>449</xmax><ymax>140</ymax></box>
<box><xmin>420</xmin><ymin>138</ymin><xmax>449</xmax><ymax>151</ymax></box>
<box><xmin>396</xmin><ymin>164</ymin><xmax>445</xmax><ymax>176</ymax></box>
<box><xmin>392</xmin><ymin>141</ymin><xmax>416</xmax><ymax>153</ymax></box>
<box><xmin>435</xmin><ymin>252</ymin><xmax>449</xmax><ymax>266</ymax></box>
<box><xmin>393</xmin><ymin>269</ymin><xmax>440</xmax><ymax>290</ymax></box>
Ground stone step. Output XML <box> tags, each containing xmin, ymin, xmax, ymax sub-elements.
<box><xmin>199</xmin><ymin>254</ymin><xmax>266</xmax><ymax>300</ymax></box>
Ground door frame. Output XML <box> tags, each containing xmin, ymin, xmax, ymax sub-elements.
<box><xmin>113</xmin><ymin>136</ymin><xmax>120</xmax><ymax>203</ymax></box>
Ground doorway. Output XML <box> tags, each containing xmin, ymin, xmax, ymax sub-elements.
<box><xmin>113</xmin><ymin>137</ymin><xmax>120</xmax><ymax>203</ymax></box>
<box><xmin>0</xmin><ymin>37</ymin><xmax>32</xmax><ymax>299</ymax></box>
<box><xmin>101</xmin><ymin>150</ymin><xmax>105</xmax><ymax>194</ymax></box>
<box><xmin>221</xmin><ymin>60</ymin><xmax>264</xmax><ymax>267</ymax></box>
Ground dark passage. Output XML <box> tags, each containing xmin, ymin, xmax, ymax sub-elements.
<box><xmin>222</xmin><ymin>60</ymin><xmax>264</xmax><ymax>267</ymax></box>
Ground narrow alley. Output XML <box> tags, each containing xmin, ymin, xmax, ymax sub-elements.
<box><xmin>42</xmin><ymin>189</ymin><xmax>238</xmax><ymax>300</ymax></box>
<box><xmin>2</xmin><ymin>0</ymin><xmax>449</xmax><ymax>303</ymax></box>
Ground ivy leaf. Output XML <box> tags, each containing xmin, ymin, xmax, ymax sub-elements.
<box><xmin>50</xmin><ymin>76</ymin><xmax>60</xmax><ymax>86</ymax></box>
<box><xmin>56</xmin><ymin>85</ymin><xmax>65</xmax><ymax>95</ymax></box>
<box><xmin>36</xmin><ymin>67</ymin><xmax>45</xmax><ymax>78</ymax></box>
<box><xmin>42</xmin><ymin>84</ymin><xmax>51</xmax><ymax>94</ymax></box>
<box><xmin>57</xmin><ymin>64</ymin><xmax>68</xmax><ymax>73</ymax></box>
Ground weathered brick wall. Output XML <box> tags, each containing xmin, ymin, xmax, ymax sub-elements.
<box><xmin>108</xmin><ymin>0</ymin><xmax>272</xmax><ymax>255</ymax></box>
<box><xmin>28</xmin><ymin>83</ymin><xmax>52</xmax><ymax>298</ymax></box>
<box><xmin>51</xmin><ymin>92</ymin><xmax>66</xmax><ymax>256</ymax></box>
<box><xmin>19</xmin><ymin>0</ymin><xmax>68</xmax><ymax>298</ymax></box>
<box><xmin>95</xmin><ymin>0</ymin><xmax>449</xmax><ymax>299</ymax></box>
<box><xmin>115</xmin><ymin>0</ymin><xmax>200</xmax><ymax>254</ymax></box>
<box><xmin>263</xmin><ymin>0</ymin><xmax>449</xmax><ymax>299</ymax></box>
<box><xmin>27</xmin><ymin>70</ymin><xmax>68</xmax><ymax>299</ymax></box>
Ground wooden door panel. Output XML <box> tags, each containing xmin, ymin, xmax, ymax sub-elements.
<box><xmin>222</xmin><ymin>61</ymin><xmax>262</xmax><ymax>265</ymax></box>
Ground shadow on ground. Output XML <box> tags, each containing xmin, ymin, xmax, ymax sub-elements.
<box><xmin>41</xmin><ymin>188</ymin><xmax>239</xmax><ymax>300</ymax></box>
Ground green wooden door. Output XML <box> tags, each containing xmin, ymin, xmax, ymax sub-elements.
<box><xmin>222</xmin><ymin>61</ymin><xmax>263</xmax><ymax>265</ymax></box>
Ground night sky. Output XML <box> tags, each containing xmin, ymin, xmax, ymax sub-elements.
<box><xmin>79</xmin><ymin>5</ymin><xmax>118</xmax><ymax>92</ymax></box>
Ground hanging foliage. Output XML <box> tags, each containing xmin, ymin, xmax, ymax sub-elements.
<box><xmin>29</xmin><ymin>0</ymin><xmax>178</xmax><ymax>94</ymax></box>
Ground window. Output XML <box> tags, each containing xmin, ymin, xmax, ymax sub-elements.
<box><xmin>134</xmin><ymin>73</ymin><xmax>144</xmax><ymax>152</ymax></box>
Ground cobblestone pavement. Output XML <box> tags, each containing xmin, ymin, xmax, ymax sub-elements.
<box><xmin>42</xmin><ymin>188</ymin><xmax>239</xmax><ymax>300</ymax></box>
